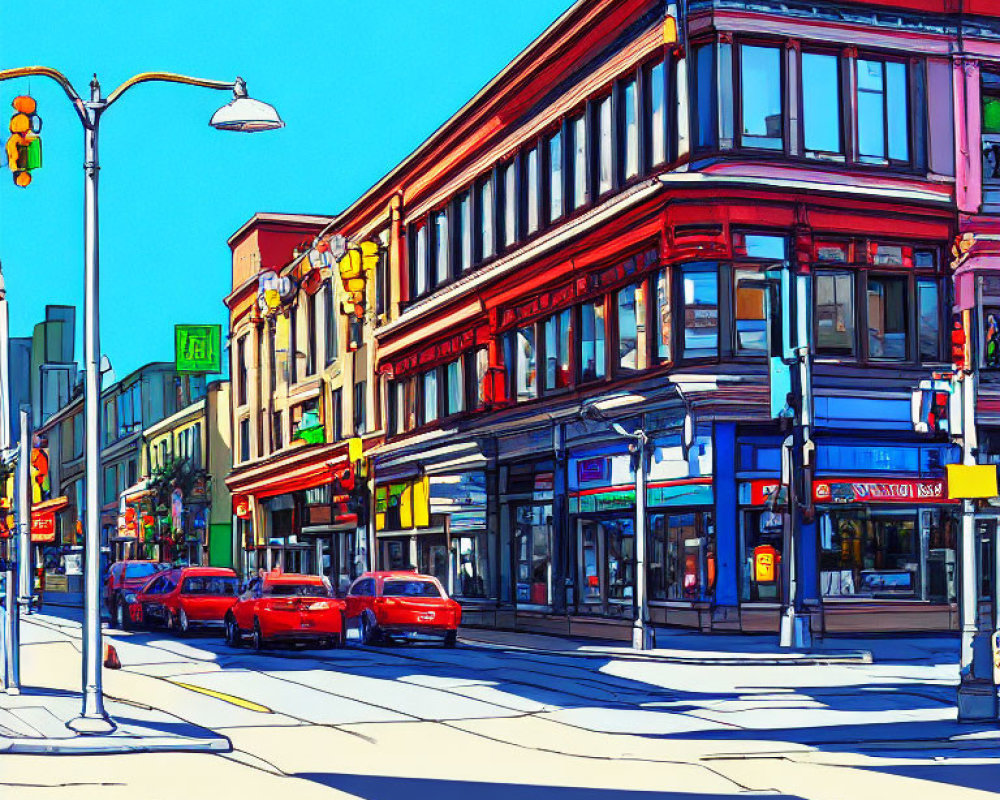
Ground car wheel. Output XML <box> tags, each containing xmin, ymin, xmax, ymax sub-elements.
<box><xmin>359</xmin><ymin>611</ymin><xmax>375</xmax><ymax>645</ymax></box>
<box><xmin>251</xmin><ymin>618</ymin><xmax>264</xmax><ymax>652</ymax></box>
<box><xmin>443</xmin><ymin>630</ymin><xmax>458</xmax><ymax>648</ymax></box>
<box><xmin>117</xmin><ymin>599</ymin><xmax>132</xmax><ymax>632</ymax></box>
<box><xmin>178</xmin><ymin>608</ymin><xmax>190</xmax><ymax>636</ymax></box>
<box><xmin>225</xmin><ymin>616</ymin><xmax>241</xmax><ymax>648</ymax></box>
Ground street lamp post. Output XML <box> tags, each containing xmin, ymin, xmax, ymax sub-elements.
<box><xmin>0</xmin><ymin>65</ymin><xmax>282</xmax><ymax>734</ymax></box>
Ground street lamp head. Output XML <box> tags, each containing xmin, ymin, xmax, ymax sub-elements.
<box><xmin>209</xmin><ymin>77</ymin><xmax>284</xmax><ymax>133</ymax></box>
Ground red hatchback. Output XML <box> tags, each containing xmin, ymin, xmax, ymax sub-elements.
<box><xmin>224</xmin><ymin>571</ymin><xmax>347</xmax><ymax>650</ymax></box>
<box><xmin>124</xmin><ymin>567</ymin><xmax>239</xmax><ymax>634</ymax></box>
<box><xmin>105</xmin><ymin>560</ymin><xmax>169</xmax><ymax>628</ymax></box>
<box><xmin>345</xmin><ymin>571</ymin><xmax>461</xmax><ymax>647</ymax></box>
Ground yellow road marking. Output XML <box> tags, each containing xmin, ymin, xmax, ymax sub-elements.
<box><xmin>168</xmin><ymin>680</ymin><xmax>273</xmax><ymax>713</ymax></box>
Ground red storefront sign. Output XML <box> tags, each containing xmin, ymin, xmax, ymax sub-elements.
<box><xmin>812</xmin><ymin>479</ymin><xmax>951</xmax><ymax>504</ymax></box>
<box><xmin>748</xmin><ymin>480</ymin><xmax>781</xmax><ymax>506</ymax></box>
<box><xmin>233</xmin><ymin>494</ymin><xmax>252</xmax><ymax>519</ymax></box>
<box><xmin>31</xmin><ymin>511</ymin><xmax>56</xmax><ymax>543</ymax></box>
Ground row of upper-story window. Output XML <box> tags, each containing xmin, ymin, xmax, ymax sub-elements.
<box><xmin>406</xmin><ymin>54</ymin><xmax>674</xmax><ymax>302</ymax></box>
<box><xmin>102</xmin><ymin>375</ymin><xmax>206</xmax><ymax>447</ymax></box>
<box><xmin>693</xmin><ymin>37</ymin><xmax>925</xmax><ymax>168</ymax></box>
<box><xmin>387</xmin><ymin>241</ymin><xmax>945</xmax><ymax>437</ymax></box>
<box><xmin>147</xmin><ymin>422</ymin><xmax>204</xmax><ymax>474</ymax></box>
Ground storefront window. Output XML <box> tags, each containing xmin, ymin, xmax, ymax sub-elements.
<box><xmin>649</xmin><ymin>511</ymin><xmax>715</xmax><ymax>601</ymax></box>
<box><xmin>418</xmin><ymin>533</ymin><xmax>449</xmax><ymax>586</ymax></box>
<box><xmin>606</xmin><ymin>517</ymin><xmax>635</xmax><ymax>603</ymax></box>
<box><xmin>741</xmin><ymin>509</ymin><xmax>783</xmax><ymax>602</ymax></box>
<box><xmin>452</xmin><ymin>532</ymin><xmax>490</xmax><ymax>599</ymax></box>
<box><xmin>514</xmin><ymin>504</ymin><xmax>552</xmax><ymax>605</ymax></box>
<box><xmin>820</xmin><ymin>509</ymin><xmax>925</xmax><ymax>598</ymax></box>
<box><xmin>544</xmin><ymin>309</ymin><xmax>571</xmax><ymax>391</ymax></box>
<box><xmin>579</xmin><ymin>521</ymin><xmax>602</xmax><ymax>604</ymax></box>
<box><xmin>867</xmin><ymin>275</ymin><xmax>907</xmax><ymax>360</ymax></box>
<box><xmin>382</xmin><ymin>538</ymin><xmax>410</xmax><ymax>572</ymax></box>
<box><xmin>579</xmin><ymin>300</ymin><xmax>607</xmax><ymax>382</ymax></box>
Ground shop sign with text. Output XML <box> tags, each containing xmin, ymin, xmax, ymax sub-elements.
<box><xmin>813</xmin><ymin>479</ymin><xmax>951</xmax><ymax>504</ymax></box>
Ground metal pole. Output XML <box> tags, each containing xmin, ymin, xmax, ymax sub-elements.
<box><xmin>67</xmin><ymin>78</ymin><xmax>114</xmax><ymax>734</ymax></box>
<box><xmin>16</xmin><ymin>410</ymin><xmax>31</xmax><ymax>615</ymax></box>
<box><xmin>0</xmin><ymin>264</ymin><xmax>13</xmax><ymax>690</ymax></box>
<box><xmin>959</xmin><ymin>370</ymin><xmax>978</xmax><ymax>680</ymax></box>
<box><xmin>633</xmin><ymin>431</ymin><xmax>649</xmax><ymax>650</ymax></box>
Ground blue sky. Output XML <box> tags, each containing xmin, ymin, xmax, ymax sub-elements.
<box><xmin>0</xmin><ymin>0</ymin><xmax>568</xmax><ymax>380</ymax></box>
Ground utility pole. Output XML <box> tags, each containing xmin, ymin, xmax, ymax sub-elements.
<box><xmin>0</xmin><ymin>262</ymin><xmax>14</xmax><ymax>693</ymax></box>
<box><xmin>17</xmin><ymin>409</ymin><xmax>31</xmax><ymax>616</ymax></box>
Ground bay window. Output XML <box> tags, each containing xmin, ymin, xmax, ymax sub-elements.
<box><xmin>681</xmin><ymin>265</ymin><xmax>719</xmax><ymax>359</ymax></box>
<box><xmin>695</xmin><ymin>43</ymin><xmax>716</xmax><ymax>150</ymax></box>
<box><xmin>734</xmin><ymin>269</ymin><xmax>768</xmax><ymax>353</ymax></box>
<box><xmin>544</xmin><ymin>309</ymin><xmax>571</xmax><ymax>391</ymax></box>
<box><xmin>616</xmin><ymin>282</ymin><xmax>647</xmax><ymax>371</ymax></box>
<box><xmin>503</xmin><ymin>160</ymin><xmax>518</xmax><ymax>249</ymax></box>
<box><xmin>572</xmin><ymin>113</ymin><xmax>587</xmax><ymax>210</ymax></box>
<box><xmin>507</xmin><ymin>326</ymin><xmax>537</xmax><ymax>401</ymax></box>
<box><xmin>422</xmin><ymin>370</ymin><xmax>439</xmax><ymax>424</ymax></box>
<box><xmin>866</xmin><ymin>275</ymin><xmax>908</xmax><ymax>360</ymax></box>
<box><xmin>433</xmin><ymin>208</ymin><xmax>449</xmax><ymax>286</ymax></box>
<box><xmin>857</xmin><ymin>58</ymin><xmax>909</xmax><ymax>164</ymax></box>
<box><xmin>655</xmin><ymin>269</ymin><xmax>671</xmax><ymax>362</ymax></box>
<box><xmin>579</xmin><ymin>300</ymin><xmax>607</xmax><ymax>382</ymax></box>
<box><xmin>739</xmin><ymin>44</ymin><xmax>783</xmax><ymax>150</ymax></box>
<box><xmin>526</xmin><ymin>146</ymin><xmax>539</xmax><ymax>235</ymax></box>
<box><xmin>446</xmin><ymin>358</ymin><xmax>465</xmax><ymax>416</ymax></box>
<box><xmin>621</xmin><ymin>77</ymin><xmax>639</xmax><ymax>180</ymax></box>
<box><xmin>548</xmin><ymin>130</ymin><xmax>563</xmax><ymax>222</ymax></box>
<box><xmin>802</xmin><ymin>52</ymin><xmax>842</xmax><ymax>157</ymax></box>
<box><xmin>596</xmin><ymin>94</ymin><xmax>613</xmax><ymax>195</ymax></box>
<box><xmin>815</xmin><ymin>272</ymin><xmax>855</xmax><ymax>355</ymax></box>
<box><xmin>473</xmin><ymin>346</ymin><xmax>490</xmax><ymax>409</ymax></box>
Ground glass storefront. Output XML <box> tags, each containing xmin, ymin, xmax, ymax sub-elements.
<box><xmin>451</xmin><ymin>531</ymin><xmax>490</xmax><ymax>599</ymax></box>
<box><xmin>417</xmin><ymin>533</ymin><xmax>449</xmax><ymax>585</ymax></box>
<box><xmin>649</xmin><ymin>511</ymin><xmax>716</xmax><ymax>601</ymax></box>
<box><xmin>576</xmin><ymin>516</ymin><xmax>637</xmax><ymax>613</ymax></box>
<box><xmin>513</xmin><ymin>503</ymin><xmax>552</xmax><ymax>605</ymax></box>
<box><xmin>741</xmin><ymin>509</ymin><xmax>783</xmax><ymax>602</ymax></box>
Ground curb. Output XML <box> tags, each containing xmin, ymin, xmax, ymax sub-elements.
<box><xmin>0</xmin><ymin>734</ymin><xmax>232</xmax><ymax>756</ymax></box>
<box><xmin>457</xmin><ymin>636</ymin><xmax>873</xmax><ymax>666</ymax></box>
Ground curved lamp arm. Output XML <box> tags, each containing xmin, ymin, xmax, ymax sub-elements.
<box><xmin>105</xmin><ymin>71</ymin><xmax>237</xmax><ymax>108</ymax></box>
<box><xmin>0</xmin><ymin>66</ymin><xmax>86</xmax><ymax>124</ymax></box>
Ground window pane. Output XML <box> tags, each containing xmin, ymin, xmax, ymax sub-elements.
<box><xmin>414</xmin><ymin>224</ymin><xmax>428</xmax><ymax>296</ymax></box>
<box><xmin>548</xmin><ymin>132</ymin><xmax>563</xmax><ymax>222</ymax></box>
<box><xmin>394</xmin><ymin>381</ymin><xmax>404</xmax><ymax>434</ymax></box>
<box><xmin>867</xmin><ymin>276</ymin><xmax>908</xmax><ymax>360</ymax></box>
<box><xmin>447</xmin><ymin>359</ymin><xmax>465</xmax><ymax>415</ymax></box>
<box><xmin>683</xmin><ymin>268</ymin><xmax>719</xmax><ymax>357</ymax></box>
<box><xmin>458</xmin><ymin>193</ymin><xmax>472</xmax><ymax>272</ymax></box>
<box><xmin>802</xmin><ymin>53</ymin><xmax>841</xmax><ymax>155</ymax></box>
<box><xmin>918</xmin><ymin>281</ymin><xmax>939</xmax><ymax>362</ymax></box>
<box><xmin>504</xmin><ymin>161</ymin><xmax>517</xmax><ymax>248</ymax></box>
<box><xmin>734</xmin><ymin>269</ymin><xmax>767</xmax><ymax>352</ymax></box>
<box><xmin>580</xmin><ymin>300</ymin><xmax>606</xmax><ymax>382</ymax></box>
<box><xmin>886</xmin><ymin>61</ymin><xmax>909</xmax><ymax>161</ymax></box>
<box><xmin>573</xmin><ymin>115</ymin><xmax>587</xmax><ymax>209</ymax></box>
<box><xmin>695</xmin><ymin>44</ymin><xmax>716</xmax><ymax>149</ymax></box>
<box><xmin>526</xmin><ymin>148</ymin><xmax>539</xmax><ymax>234</ymax></box>
<box><xmin>544</xmin><ymin>310</ymin><xmax>571</xmax><ymax>390</ymax></box>
<box><xmin>622</xmin><ymin>78</ymin><xmax>639</xmax><ymax>179</ymax></box>
<box><xmin>475</xmin><ymin>347</ymin><xmax>489</xmax><ymax>408</ymax></box>
<box><xmin>857</xmin><ymin>60</ymin><xmax>886</xmax><ymax>162</ymax></box>
<box><xmin>617</xmin><ymin>282</ymin><xmax>645</xmax><ymax>370</ymax></box>
<box><xmin>598</xmin><ymin>95</ymin><xmax>613</xmax><ymax>194</ymax></box>
<box><xmin>423</xmin><ymin>370</ymin><xmax>438</xmax><ymax>423</ymax></box>
<box><xmin>515</xmin><ymin>327</ymin><xmax>537</xmax><ymax>401</ymax></box>
<box><xmin>815</xmin><ymin>272</ymin><xmax>855</xmax><ymax>354</ymax></box>
<box><xmin>434</xmin><ymin>209</ymin><xmax>449</xmax><ymax>285</ymax></box>
<box><xmin>740</xmin><ymin>45</ymin><xmax>782</xmax><ymax>150</ymax></box>
<box><xmin>649</xmin><ymin>60</ymin><xmax>666</xmax><ymax>166</ymax></box>
<box><xmin>479</xmin><ymin>176</ymin><xmax>494</xmax><ymax>259</ymax></box>
<box><xmin>656</xmin><ymin>269</ymin><xmax>671</xmax><ymax>361</ymax></box>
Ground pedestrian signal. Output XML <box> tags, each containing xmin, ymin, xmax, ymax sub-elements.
<box><xmin>6</xmin><ymin>96</ymin><xmax>41</xmax><ymax>187</ymax></box>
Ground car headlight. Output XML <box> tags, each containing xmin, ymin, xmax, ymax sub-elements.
<box><xmin>124</xmin><ymin>593</ymin><xmax>137</xmax><ymax>604</ymax></box>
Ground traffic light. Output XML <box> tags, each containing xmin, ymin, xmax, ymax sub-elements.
<box><xmin>951</xmin><ymin>315</ymin><xmax>969</xmax><ymax>373</ymax></box>
<box><xmin>6</xmin><ymin>96</ymin><xmax>41</xmax><ymax>187</ymax></box>
<box><xmin>337</xmin><ymin>241</ymin><xmax>379</xmax><ymax>320</ymax></box>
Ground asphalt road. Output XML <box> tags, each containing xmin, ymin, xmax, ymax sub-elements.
<box><xmin>3</xmin><ymin>611</ymin><xmax>999</xmax><ymax>800</ymax></box>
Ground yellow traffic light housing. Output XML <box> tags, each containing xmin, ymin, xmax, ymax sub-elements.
<box><xmin>6</xmin><ymin>95</ymin><xmax>41</xmax><ymax>187</ymax></box>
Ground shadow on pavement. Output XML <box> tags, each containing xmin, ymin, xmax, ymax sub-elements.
<box><xmin>294</xmin><ymin>774</ymin><xmax>806</xmax><ymax>799</ymax></box>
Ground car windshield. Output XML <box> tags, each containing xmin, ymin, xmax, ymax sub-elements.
<box><xmin>264</xmin><ymin>583</ymin><xmax>330</xmax><ymax>598</ymax></box>
<box><xmin>125</xmin><ymin>563</ymin><xmax>160</xmax><ymax>579</ymax></box>
<box><xmin>181</xmin><ymin>576</ymin><xmax>239</xmax><ymax>596</ymax></box>
<box><xmin>382</xmin><ymin>580</ymin><xmax>443</xmax><ymax>598</ymax></box>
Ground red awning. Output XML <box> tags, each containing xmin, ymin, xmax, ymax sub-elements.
<box><xmin>228</xmin><ymin>443</ymin><xmax>352</xmax><ymax>500</ymax></box>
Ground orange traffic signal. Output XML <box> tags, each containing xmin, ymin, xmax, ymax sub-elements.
<box><xmin>6</xmin><ymin>95</ymin><xmax>41</xmax><ymax>187</ymax></box>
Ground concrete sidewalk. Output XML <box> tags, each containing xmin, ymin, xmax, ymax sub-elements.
<box><xmin>458</xmin><ymin>626</ymin><xmax>901</xmax><ymax>665</ymax></box>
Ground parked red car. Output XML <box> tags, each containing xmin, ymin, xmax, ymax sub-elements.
<box><xmin>104</xmin><ymin>560</ymin><xmax>168</xmax><ymax>628</ymax></box>
<box><xmin>345</xmin><ymin>571</ymin><xmax>461</xmax><ymax>647</ymax></box>
<box><xmin>124</xmin><ymin>567</ymin><xmax>239</xmax><ymax>634</ymax></box>
<box><xmin>224</xmin><ymin>571</ymin><xmax>346</xmax><ymax>650</ymax></box>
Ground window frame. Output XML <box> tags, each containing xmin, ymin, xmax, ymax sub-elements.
<box><xmin>734</xmin><ymin>40</ymin><xmax>786</xmax><ymax>153</ymax></box>
<box><xmin>854</xmin><ymin>54</ymin><xmax>912</xmax><ymax>167</ymax></box>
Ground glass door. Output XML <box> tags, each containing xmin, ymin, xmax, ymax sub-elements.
<box><xmin>418</xmin><ymin>533</ymin><xmax>449</xmax><ymax>584</ymax></box>
<box><xmin>577</xmin><ymin>520</ymin><xmax>603</xmax><ymax>609</ymax></box>
<box><xmin>513</xmin><ymin>504</ymin><xmax>552</xmax><ymax>606</ymax></box>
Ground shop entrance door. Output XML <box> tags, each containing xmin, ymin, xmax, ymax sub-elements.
<box><xmin>418</xmin><ymin>533</ymin><xmax>449</xmax><ymax>585</ymax></box>
<box><xmin>513</xmin><ymin>504</ymin><xmax>552</xmax><ymax>607</ymax></box>
<box><xmin>381</xmin><ymin>537</ymin><xmax>411</xmax><ymax>571</ymax></box>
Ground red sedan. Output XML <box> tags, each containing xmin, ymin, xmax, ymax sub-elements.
<box><xmin>124</xmin><ymin>567</ymin><xmax>239</xmax><ymax>634</ymax></box>
<box><xmin>224</xmin><ymin>571</ymin><xmax>346</xmax><ymax>650</ymax></box>
<box><xmin>105</xmin><ymin>560</ymin><xmax>169</xmax><ymax>629</ymax></box>
<box><xmin>345</xmin><ymin>571</ymin><xmax>461</xmax><ymax>647</ymax></box>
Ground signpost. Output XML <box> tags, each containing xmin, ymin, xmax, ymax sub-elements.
<box><xmin>175</xmin><ymin>324</ymin><xmax>222</xmax><ymax>373</ymax></box>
